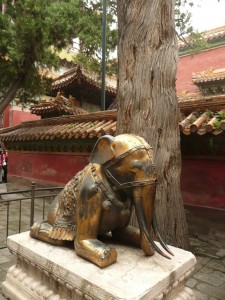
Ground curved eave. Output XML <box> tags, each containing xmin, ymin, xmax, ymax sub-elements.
<box><xmin>1</xmin><ymin>106</ymin><xmax>225</xmax><ymax>152</ymax></box>
<box><xmin>0</xmin><ymin>110</ymin><xmax>117</xmax><ymax>144</ymax></box>
<box><xmin>52</xmin><ymin>66</ymin><xmax>116</xmax><ymax>95</ymax></box>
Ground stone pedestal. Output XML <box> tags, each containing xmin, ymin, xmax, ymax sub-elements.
<box><xmin>2</xmin><ymin>232</ymin><xmax>196</xmax><ymax>300</ymax></box>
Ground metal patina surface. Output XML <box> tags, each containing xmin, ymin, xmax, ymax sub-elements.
<box><xmin>30</xmin><ymin>134</ymin><xmax>172</xmax><ymax>268</ymax></box>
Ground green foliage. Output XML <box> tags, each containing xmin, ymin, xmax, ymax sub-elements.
<box><xmin>206</xmin><ymin>110</ymin><xmax>213</xmax><ymax>117</ymax></box>
<box><xmin>0</xmin><ymin>0</ymin><xmax>82</xmax><ymax>101</ymax></box>
<box><xmin>73</xmin><ymin>0</ymin><xmax>118</xmax><ymax>76</ymax></box>
<box><xmin>213</xmin><ymin>112</ymin><xmax>225</xmax><ymax>130</ymax></box>
<box><xmin>175</xmin><ymin>0</ymin><xmax>194</xmax><ymax>36</ymax></box>
<box><xmin>217</xmin><ymin>112</ymin><xmax>225</xmax><ymax>122</ymax></box>
<box><xmin>0</xmin><ymin>0</ymin><xmax>118</xmax><ymax>106</ymax></box>
<box><xmin>0</xmin><ymin>0</ymin><xmax>218</xmax><ymax>107</ymax></box>
<box><xmin>175</xmin><ymin>0</ymin><xmax>210</xmax><ymax>54</ymax></box>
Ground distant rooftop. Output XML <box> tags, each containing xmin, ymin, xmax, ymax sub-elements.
<box><xmin>192</xmin><ymin>67</ymin><xmax>225</xmax><ymax>85</ymax></box>
<box><xmin>51</xmin><ymin>65</ymin><xmax>116</xmax><ymax>108</ymax></box>
<box><xmin>179</xmin><ymin>25</ymin><xmax>225</xmax><ymax>53</ymax></box>
<box><xmin>30</xmin><ymin>92</ymin><xmax>87</xmax><ymax>119</ymax></box>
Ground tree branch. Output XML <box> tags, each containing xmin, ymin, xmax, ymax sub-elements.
<box><xmin>0</xmin><ymin>77</ymin><xmax>23</xmax><ymax>115</ymax></box>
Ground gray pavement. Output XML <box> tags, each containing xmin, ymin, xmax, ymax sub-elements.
<box><xmin>0</xmin><ymin>183</ymin><xmax>225</xmax><ymax>299</ymax></box>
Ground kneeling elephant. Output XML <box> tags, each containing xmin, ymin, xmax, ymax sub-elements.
<box><xmin>30</xmin><ymin>134</ymin><xmax>172</xmax><ymax>268</ymax></box>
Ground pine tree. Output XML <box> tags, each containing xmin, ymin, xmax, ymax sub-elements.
<box><xmin>0</xmin><ymin>0</ymin><xmax>117</xmax><ymax>113</ymax></box>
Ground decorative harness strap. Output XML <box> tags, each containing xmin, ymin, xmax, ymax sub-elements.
<box><xmin>104</xmin><ymin>145</ymin><xmax>157</xmax><ymax>190</ymax></box>
<box><xmin>90</xmin><ymin>164</ymin><xmax>130</xmax><ymax>209</ymax></box>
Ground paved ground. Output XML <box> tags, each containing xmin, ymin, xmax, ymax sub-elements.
<box><xmin>0</xmin><ymin>182</ymin><xmax>225</xmax><ymax>299</ymax></box>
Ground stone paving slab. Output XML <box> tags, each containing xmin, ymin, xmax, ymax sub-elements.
<box><xmin>185</xmin><ymin>256</ymin><xmax>225</xmax><ymax>299</ymax></box>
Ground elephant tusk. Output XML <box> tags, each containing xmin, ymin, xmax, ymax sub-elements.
<box><xmin>152</xmin><ymin>210</ymin><xmax>174</xmax><ymax>256</ymax></box>
<box><xmin>134</xmin><ymin>197</ymin><xmax>171</xmax><ymax>259</ymax></box>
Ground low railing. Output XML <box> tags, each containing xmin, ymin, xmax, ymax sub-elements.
<box><xmin>0</xmin><ymin>182</ymin><xmax>63</xmax><ymax>250</ymax></box>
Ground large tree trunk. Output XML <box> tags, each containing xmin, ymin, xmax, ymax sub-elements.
<box><xmin>0</xmin><ymin>77</ymin><xmax>22</xmax><ymax>115</ymax></box>
<box><xmin>116</xmin><ymin>0</ymin><xmax>189</xmax><ymax>249</ymax></box>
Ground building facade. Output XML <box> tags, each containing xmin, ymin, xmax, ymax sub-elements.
<box><xmin>0</xmin><ymin>27</ymin><xmax>225</xmax><ymax>210</ymax></box>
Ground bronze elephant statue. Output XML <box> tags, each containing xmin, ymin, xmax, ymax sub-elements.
<box><xmin>30</xmin><ymin>134</ymin><xmax>172</xmax><ymax>268</ymax></box>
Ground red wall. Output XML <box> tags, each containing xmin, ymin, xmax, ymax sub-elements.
<box><xmin>8</xmin><ymin>152</ymin><xmax>89</xmax><ymax>184</ymax></box>
<box><xmin>2</xmin><ymin>106</ymin><xmax>40</xmax><ymax>128</ymax></box>
<box><xmin>3</xmin><ymin>105</ymin><xmax>11</xmax><ymax>128</ymax></box>
<box><xmin>177</xmin><ymin>46</ymin><xmax>225</xmax><ymax>94</ymax></box>
<box><xmin>4</xmin><ymin>46</ymin><xmax>225</xmax><ymax>209</ymax></box>
<box><xmin>181</xmin><ymin>159</ymin><xmax>225</xmax><ymax>209</ymax></box>
<box><xmin>177</xmin><ymin>46</ymin><xmax>225</xmax><ymax>209</ymax></box>
<box><xmin>8</xmin><ymin>152</ymin><xmax>225</xmax><ymax>209</ymax></box>
<box><xmin>9</xmin><ymin>108</ymin><xmax>40</xmax><ymax>126</ymax></box>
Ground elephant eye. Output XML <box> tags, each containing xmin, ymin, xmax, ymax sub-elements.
<box><xmin>131</xmin><ymin>159</ymin><xmax>152</xmax><ymax>176</ymax></box>
<box><xmin>130</xmin><ymin>169</ymin><xmax>136</xmax><ymax>175</ymax></box>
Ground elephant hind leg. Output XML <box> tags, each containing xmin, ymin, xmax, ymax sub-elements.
<box><xmin>75</xmin><ymin>239</ymin><xmax>117</xmax><ymax>268</ymax></box>
<box><xmin>30</xmin><ymin>221</ymin><xmax>68</xmax><ymax>246</ymax></box>
<box><xmin>112</xmin><ymin>225</ymin><xmax>141</xmax><ymax>247</ymax></box>
<box><xmin>112</xmin><ymin>225</ymin><xmax>154</xmax><ymax>256</ymax></box>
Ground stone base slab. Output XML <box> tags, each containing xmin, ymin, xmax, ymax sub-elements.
<box><xmin>2</xmin><ymin>232</ymin><xmax>196</xmax><ymax>299</ymax></box>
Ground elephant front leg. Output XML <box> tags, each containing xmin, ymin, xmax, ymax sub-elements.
<box><xmin>75</xmin><ymin>195</ymin><xmax>117</xmax><ymax>268</ymax></box>
<box><xmin>75</xmin><ymin>239</ymin><xmax>117</xmax><ymax>268</ymax></box>
<box><xmin>30</xmin><ymin>222</ymin><xmax>68</xmax><ymax>246</ymax></box>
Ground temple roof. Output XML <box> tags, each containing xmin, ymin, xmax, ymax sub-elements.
<box><xmin>199</xmin><ymin>26</ymin><xmax>225</xmax><ymax>42</ymax></box>
<box><xmin>178</xmin><ymin>92</ymin><xmax>225</xmax><ymax>135</ymax></box>
<box><xmin>30</xmin><ymin>92</ymin><xmax>87</xmax><ymax>118</ymax></box>
<box><xmin>52</xmin><ymin>65</ymin><xmax>116</xmax><ymax>92</ymax></box>
<box><xmin>192</xmin><ymin>68</ymin><xmax>225</xmax><ymax>85</ymax></box>
<box><xmin>179</xmin><ymin>25</ymin><xmax>225</xmax><ymax>52</ymax></box>
<box><xmin>179</xmin><ymin>109</ymin><xmax>225</xmax><ymax>136</ymax></box>
<box><xmin>1</xmin><ymin>63</ymin><xmax>225</xmax><ymax>151</ymax></box>
<box><xmin>0</xmin><ymin>110</ymin><xmax>117</xmax><ymax>151</ymax></box>
<box><xmin>0</xmin><ymin>97</ymin><xmax>225</xmax><ymax>151</ymax></box>
<box><xmin>51</xmin><ymin>65</ymin><xmax>116</xmax><ymax>108</ymax></box>
<box><xmin>178</xmin><ymin>92</ymin><xmax>225</xmax><ymax>111</ymax></box>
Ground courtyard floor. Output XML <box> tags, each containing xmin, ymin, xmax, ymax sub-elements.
<box><xmin>0</xmin><ymin>182</ymin><xmax>225</xmax><ymax>300</ymax></box>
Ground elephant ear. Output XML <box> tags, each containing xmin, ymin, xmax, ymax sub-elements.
<box><xmin>89</xmin><ymin>135</ymin><xmax>115</xmax><ymax>164</ymax></box>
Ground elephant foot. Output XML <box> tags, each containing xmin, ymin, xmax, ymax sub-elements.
<box><xmin>30</xmin><ymin>222</ymin><xmax>67</xmax><ymax>246</ymax></box>
<box><xmin>75</xmin><ymin>239</ymin><xmax>117</xmax><ymax>268</ymax></box>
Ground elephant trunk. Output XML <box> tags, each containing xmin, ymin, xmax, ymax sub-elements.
<box><xmin>133</xmin><ymin>187</ymin><xmax>172</xmax><ymax>259</ymax></box>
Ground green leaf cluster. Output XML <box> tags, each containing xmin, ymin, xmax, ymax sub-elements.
<box><xmin>213</xmin><ymin>112</ymin><xmax>225</xmax><ymax>130</ymax></box>
<box><xmin>0</xmin><ymin>0</ymin><xmax>215</xmax><ymax>107</ymax></box>
<box><xmin>0</xmin><ymin>0</ymin><xmax>82</xmax><ymax>98</ymax></box>
<box><xmin>175</xmin><ymin>0</ymin><xmax>194</xmax><ymax>36</ymax></box>
<box><xmin>175</xmin><ymin>1</ymin><xmax>211</xmax><ymax>55</ymax></box>
<box><xmin>73</xmin><ymin>0</ymin><xmax>118</xmax><ymax>76</ymax></box>
<box><xmin>0</xmin><ymin>0</ymin><xmax>118</xmax><ymax>105</ymax></box>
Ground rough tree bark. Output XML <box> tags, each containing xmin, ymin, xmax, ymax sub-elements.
<box><xmin>116</xmin><ymin>0</ymin><xmax>189</xmax><ymax>249</ymax></box>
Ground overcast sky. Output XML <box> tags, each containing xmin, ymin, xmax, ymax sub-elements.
<box><xmin>183</xmin><ymin>0</ymin><xmax>225</xmax><ymax>32</ymax></box>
